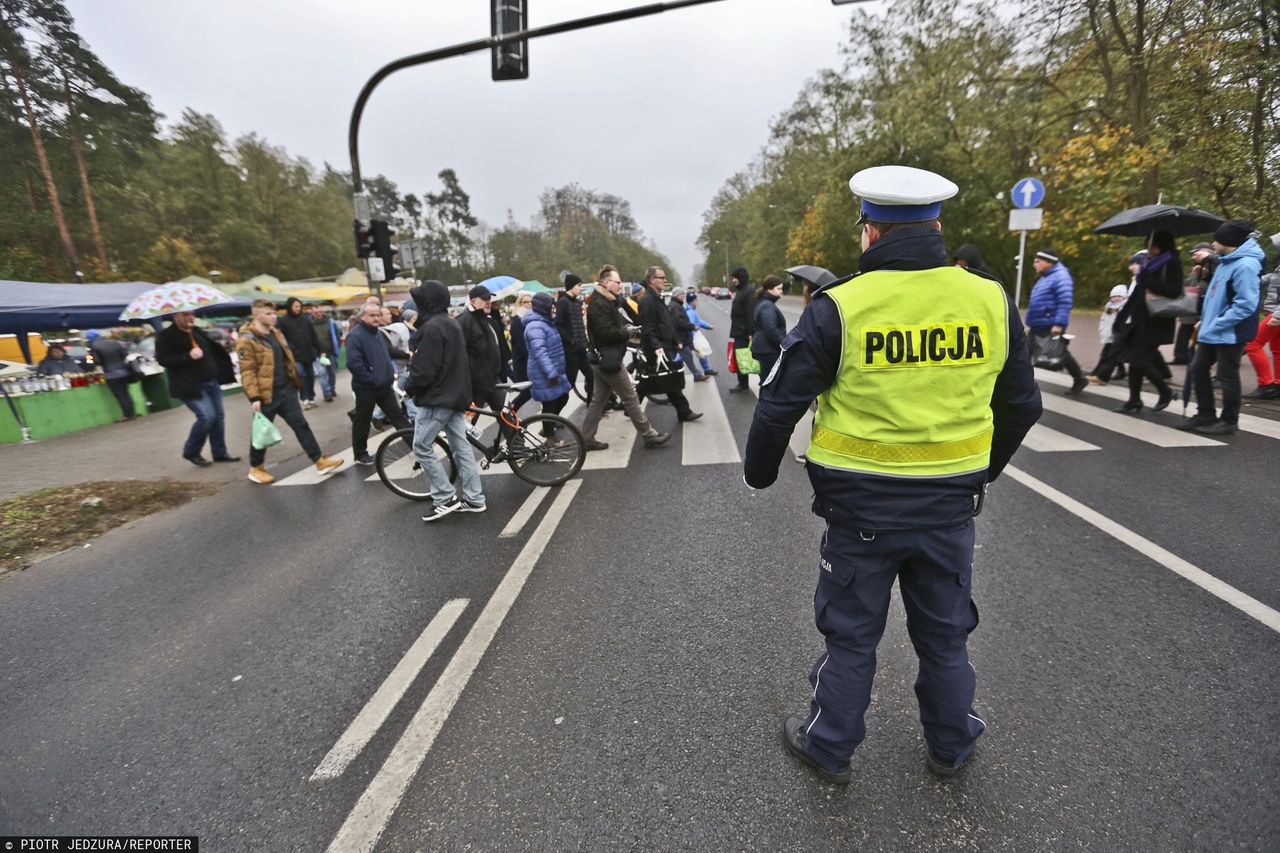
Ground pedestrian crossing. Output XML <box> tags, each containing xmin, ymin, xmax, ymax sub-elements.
<box><xmin>265</xmin><ymin>371</ymin><xmax>1278</xmax><ymax>488</ymax></box>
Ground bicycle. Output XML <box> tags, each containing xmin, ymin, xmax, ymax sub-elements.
<box><xmin>375</xmin><ymin>380</ymin><xmax>586</xmax><ymax>500</ymax></box>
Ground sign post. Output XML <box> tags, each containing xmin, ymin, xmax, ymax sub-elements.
<box><xmin>1009</xmin><ymin>178</ymin><xmax>1046</xmax><ymax>309</ymax></box>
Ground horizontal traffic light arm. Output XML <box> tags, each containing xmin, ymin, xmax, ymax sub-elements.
<box><xmin>348</xmin><ymin>0</ymin><xmax>734</xmax><ymax>194</ymax></box>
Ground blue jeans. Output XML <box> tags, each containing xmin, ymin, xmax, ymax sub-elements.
<box><xmin>315</xmin><ymin>356</ymin><xmax>337</xmax><ymax>399</ymax></box>
<box><xmin>182</xmin><ymin>379</ymin><xmax>228</xmax><ymax>458</ymax></box>
<box><xmin>412</xmin><ymin>405</ymin><xmax>484</xmax><ymax>507</ymax></box>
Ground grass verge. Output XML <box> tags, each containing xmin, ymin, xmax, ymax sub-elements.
<box><xmin>0</xmin><ymin>480</ymin><xmax>217</xmax><ymax>576</ymax></box>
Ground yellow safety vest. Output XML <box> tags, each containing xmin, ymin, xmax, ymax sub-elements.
<box><xmin>807</xmin><ymin>266</ymin><xmax>1009</xmax><ymax>478</ymax></box>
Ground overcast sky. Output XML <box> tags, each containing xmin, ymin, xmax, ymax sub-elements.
<box><xmin>68</xmin><ymin>0</ymin><xmax>874</xmax><ymax>283</ymax></box>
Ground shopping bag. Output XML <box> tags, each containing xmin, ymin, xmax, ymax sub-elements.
<box><xmin>251</xmin><ymin>411</ymin><xmax>283</xmax><ymax>450</ymax></box>
<box><xmin>1031</xmin><ymin>335</ymin><xmax>1069</xmax><ymax>371</ymax></box>
<box><xmin>727</xmin><ymin>341</ymin><xmax>739</xmax><ymax>374</ymax></box>
<box><xmin>734</xmin><ymin>347</ymin><xmax>761</xmax><ymax>376</ymax></box>
<box><xmin>693</xmin><ymin>331</ymin><xmax>713</xmax><ymax>356</ymax></box>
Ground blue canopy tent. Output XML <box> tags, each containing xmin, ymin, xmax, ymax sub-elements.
<box><xmin>0</xmin><ymin>280</ymin><xmax>250</xmax><ymax>362</ymax></box>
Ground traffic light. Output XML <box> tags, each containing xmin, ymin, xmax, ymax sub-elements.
<box><xmin>371</xmin><ymin>219</ymin><xmax>402</xmax><ymax>280</ymax></box>
<box><xmin>354</xmin><ymin>219</ymin><xmax>375</xmax><ymax>258</ymax></box>
<box><xmin>491</xmin><ymin>0</ymin><xmax>528</xmax><ymax>81</ymax></box>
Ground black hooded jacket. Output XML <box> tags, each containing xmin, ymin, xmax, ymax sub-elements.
<box><xmin>729</xmin><ymin>267</ymin><xmax>755</xmax><ymax>341</ymax></box>
<box><xmin>404</xmin><ymin>281</ymin><xmax>472</xmax><ymax>411</ymax></box>
<box><xmin>278</xmin><ymin>297</ymin><xmax>322</xmax><ymax>362</ymax></box>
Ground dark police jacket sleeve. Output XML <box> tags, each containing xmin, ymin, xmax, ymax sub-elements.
<box><xmin>743</xmin><ymin>284</ymin><xmax>1042</xmax><ymax>490</ymax></box>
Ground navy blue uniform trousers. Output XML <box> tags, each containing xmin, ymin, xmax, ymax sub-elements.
<box><xmin>803</xmin><ymin>520</ymin><xmax>986</xmax><ymax>771</ymax></box>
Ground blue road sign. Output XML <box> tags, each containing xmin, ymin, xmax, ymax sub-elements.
<box><xmin>1012</xmin><ymin>177</ymin><xmax>1045</xmax><ymax>209</ymax></box>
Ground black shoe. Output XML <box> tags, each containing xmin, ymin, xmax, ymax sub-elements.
<box><xmin>679</xmin><ymin>411</ymin><xmax>704</xmax><ymax>422</ymax></box>
<box><xmin>1115</xmin><ymin>400</ymin><xmax>1143</xmax><ymax>414</ymax></box>
<box><xmin>354</xmin><ymin>452</ymin><xmax>375</xmax><ymax>466</ymax></box>
<box><xmin>1175</xmin><ymin>414</ymin><xmax>1217</xmax><ymax>431</ymax></box>
<box><xmin>704</xmin><ymin>369</ymin><xmax>718</xmax><ymax>376</ymax></box>
<box><xmin>212</xmin><ymin>454</ymin><xmax>241</xmax><ymax>463</ymax></box>
<box><xmin>457</xmin><ymin>499</ymin><xmax>487</xmax><ymax>513</ymax></box>
<box><xmin>183</xmin><ymin>453</ymin><xmax>212</xmax><ymax>467</ymax></box>
<box><xmin>729</xmin><ymin>385</ymin><xmax>749</xmax><ymax>394</ymax></box>
<box><xmin>1244</xmin><ymin>385</ymin><xmax>1280</xmax><ymax>399</ymax></box>
<box><xmin>781</xmin><ymin>715</ymin><xmax>851</xmax><ymax>784</ymax></box>
<box><xmin>1066</xmin><ymin>377</ymin><xmax>1088</xmax><ymax>396</ymax></box>
<box><xmin>926</xmin><ymin>750</ymin><xmax>970</xmax><ymax>779</ymax></box>
<box><xmin>583</xmin><ymin>438</ymin><xmax>610</xmax><ymax>451</ymax></box>
<box><xmin>324</xmin><ymin>395</ymin><xmax>335</xmax><ymax>403</ymax></box>
<box><xmin>371</xmin><ymin>417</ymin><xmax>388</xmax><ymax>431</ymax></box>
<box><xmin>1151</xmin><ymin>388</ymin><xmax>1173</xmax><ymax>412</ymax></box>
<box><xmin>422</xmin><ymin>497</ymin><xmax>462</xmax><ymax>522</ymax></box>
<box><xmin>1193</xmin><ymin>420</ymin><xmax>1237</xmax><ymax>435</ymax></box>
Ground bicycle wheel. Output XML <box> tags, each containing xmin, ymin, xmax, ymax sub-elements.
<box><xmin>506</xmin><ymin>414</ymin><xmax>585</xmax><ymax>486</ymax></box>
<box><xmin>375</xmin><ymin>427</ymin><xmax>455</xmax><ymax>500</ymax></box>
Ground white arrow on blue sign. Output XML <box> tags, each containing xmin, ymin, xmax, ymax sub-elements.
<box><xmin>1012</xmin><ymin>177</ymin><xmax>1045</xmax><ymax>209</ymax></box>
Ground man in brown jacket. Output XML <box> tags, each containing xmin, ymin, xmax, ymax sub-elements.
<box><xmin>236</xmin><ymin>300</ymin><xmax>344</xmax><ymax>484</ymax></box>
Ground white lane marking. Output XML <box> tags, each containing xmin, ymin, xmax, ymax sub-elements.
<box><xmin>1005</xmin><ymin>465</ymin><xmax>1280</xmax><ymax>635</ymax></box>
<box><xmin>682</xmin><ymin>374</ymin><xmax>741</xmax><ymax>466</ymax></box>
<box><xmin>1038</xmin><ymin>393</ymin><xmax>1222</xmax><ymax>447</ymax></box>
<box><xmin>1035</xmin><ymin>368</ymin><xmax>1280</xmax><ymax>440</ymax></box>
<box><xmin>498</xmin><ymin>487</ymin><xmax>551</xmax><ymax>539</ymax></box>
<box><xmin>310</xmin><ymin>599</ymin><xmax>469</xmax><ymax>781</ymax></box>
<box><xmin>326</xmin><ymin>479</ymin><xmax>583</xmax><ymax>853</ymax></box>
<box><xmin>273</xmin><ymin>447</ymin><xmax>356</xmax><ymax>487</ymax></box>
<box><xmin>580</xmin><ymin>399</ymin><xmax>646</xmax><ymax>471</ymax></box>
<box><xmin>1021</xmin><ymin>423</ymin><xmax>1101</xmax><ymax>452</ymax></box>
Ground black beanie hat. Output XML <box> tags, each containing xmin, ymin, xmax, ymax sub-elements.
<box><xmin>1213</xmin><ymin>219</ymin><xmax>1254</xmax><ymax>248</ymax></box>
<box><xmin>563</xmin><ymin>273</ymin><xmax>583</xmax><ymax>289</ymax></box>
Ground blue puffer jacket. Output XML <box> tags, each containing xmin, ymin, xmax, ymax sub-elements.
<box><xmin>522</xmin><ymin>310</ymin><xmax>570</xmax><ymax>401</ymax></box>
<box><xmin>1199</xmin><ymin>239</ymin><xmax>1264</xmax><ymax>345</ymax></box>
<box><xmin>1025</xmin><ymin>263</ymin><xmax>1074</xmax><ymax>330</ymax></box>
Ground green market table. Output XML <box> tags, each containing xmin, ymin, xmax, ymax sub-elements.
<box><xmin>0</xmin><ymin>383</ymin><xmax>149</xmax><ymax>444</ymax></box>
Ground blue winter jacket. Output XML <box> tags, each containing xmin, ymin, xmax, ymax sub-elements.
<box><xmin>1199</xmin><ymin>239</ymin><xmax>1264</xmax><ymax>345</ymax></box>
<box><xmin>344</xmin><ymin>321</ymin><xmax>396</xmax><ymax>392</ymax></box>
<box><xmin>1025</xmin><ymin>263</ymin><xmax>1074</xmax><ymax>330</ymax></box>
<box><xmin>685</xmin><ymin>303</ymin><xmax>713</xmax><ymax>330</ymax></box>
<box><xmin>522</xmin><ymin>310</ymin><xmax>570</xmax><ymax>401</ymax></box>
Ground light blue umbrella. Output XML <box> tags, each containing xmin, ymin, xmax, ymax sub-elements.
<box><xmin>477</xmin><ymin>275</ymin><xmax>522</xmax><ymax>299</ymax></box>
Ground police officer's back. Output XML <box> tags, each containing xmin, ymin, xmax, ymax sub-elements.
<box><xmin>743</xmin><ymin>166</ymin><xmax>1042</xmax><ymax>783</ymax></box>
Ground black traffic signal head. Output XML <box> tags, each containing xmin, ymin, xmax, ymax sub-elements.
<box><xmin>491</xmin><ymin>0</ymin><xmax>528</xmax><ymax>81</ymax></box>
<box><xmin>371</xmin><ymin>219</ymin><xmax>402</xmax><ymax>280</ymax></box>
<box><xmin>354</xmin><ymin>219</ymin><xmax>375</xmax><ymax>258</ymax></box>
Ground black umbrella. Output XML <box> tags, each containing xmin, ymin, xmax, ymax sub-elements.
<box><xmin>1093</xmin><ymin>204</ymin><xmax>1224</xmax><ymax>238</ymax></box>
<box><xmin>785</xmin><ymin>264</ymin><xmax>839</xmax><ymax>288</ymax></box>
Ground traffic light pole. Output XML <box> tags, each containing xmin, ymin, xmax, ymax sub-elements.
<box><xmin>348</xmin><ymin>0</ymin><xmax>730</xmax><ymax>195</ymax></box>
<box><xmin>347</xmin><ymin>0</ymin><xmax>734</xmax><ymax>296</ymax></box>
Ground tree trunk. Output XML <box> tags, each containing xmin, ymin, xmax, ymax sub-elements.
<box><xmin>64</xmin><ymin>76</ymin><xmax>108</xmax><ymax>266</ymax></box>
<box><xmin>5</xmin><ymin>49</ymin><xmax>79</xmax><ymax>275</ymax></box>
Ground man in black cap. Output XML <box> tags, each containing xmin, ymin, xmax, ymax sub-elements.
<box><xmin>728</xmin><ymin>267</ymin><xmax>754</xmax><ymax>393</ymax></box>
<box><xmin>1176</xmin><ymin>220</ymin><xmax>1264</xmax><ymax>435</ymax></box>
<box><xmin>556</xmin><ymin>273</ymin><xmax>592</xmax><ymax>402</ymax></box>
<box><xmin>458</xmin><ymin>285</ymin><xmax>505</xmax><ymax>417</ymax></box>
<box><xmin>1025</xmin><ymin>248</ymin><xmax>1088</xmax><ymax>394</ymax></box>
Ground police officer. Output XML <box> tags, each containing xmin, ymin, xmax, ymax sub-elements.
<box><xmin>744</xmin><ymin>165</ymin><xmax>1043</xmax><ymax>783</ymax></box>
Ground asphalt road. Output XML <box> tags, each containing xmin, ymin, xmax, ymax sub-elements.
<box><xmin>2</xmin><ymin>298</ymin><xmax>1278</xmax><ymax>851</ymax></box>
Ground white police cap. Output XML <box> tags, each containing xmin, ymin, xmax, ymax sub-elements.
<box><xmin>848</xmin><ymin>166</ymin><xmax>958</xmax><ymax>223</ymax></box>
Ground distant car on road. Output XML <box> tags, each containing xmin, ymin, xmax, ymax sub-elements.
<box><xmin>712</xmin><ymin>287</ymin><xmax>732</xmax><ymax>299</ymax></box>
<box><xmin>699</xmin><ymin>286</ymin><xmax>712</xmax><ymax>295</ymax></box>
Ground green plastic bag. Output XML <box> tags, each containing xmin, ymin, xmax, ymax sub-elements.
<box><xmin>251</xmin><ymin>411</ymin><xmax>283</xmax><ymax>450</ymax></box>
<box><xmin>734</xmin><ymin>347</ymin><xmax>761</xmax><ymax>376</ymax></box>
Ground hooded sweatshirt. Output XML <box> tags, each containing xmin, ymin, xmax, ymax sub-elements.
<box><xmin>278</xmin><ymin>297</ymin><xmax>321</xmax><ymax>362</ymax></box>
<box><xmin>729</xmin><ymin>267</ymin><xmax>755</xmax><ymax>341</ymax></box>
<box><xmin>404</xmin><ymin>281</ymin><xmax>472</xmax><ymax>410</ymax></box>
<box><xmin>1198</xmin><ymin>238</ymin><xmax>1264</xmax><ymax>345</ymax></box>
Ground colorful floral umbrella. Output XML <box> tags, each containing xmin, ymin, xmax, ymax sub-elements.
<box><xmin>118</xmin><ymin>281</ymin><xmax>240</xmax><ymax>320</ymax></box>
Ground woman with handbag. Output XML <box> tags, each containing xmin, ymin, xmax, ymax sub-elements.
<box><xmin>522</xmin><ymin>292</ymin><xmax>573</xmax><ymax>442</ymax></box>
<box><xmin>750</xmin><ymin>275</ymin><xmax>788</xmax><ymax>382</ymax></box>
<box><xmin>1113</xmin><ymin>231</ymin><xmax>1182</xmax><ymax>413</ymax></box>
